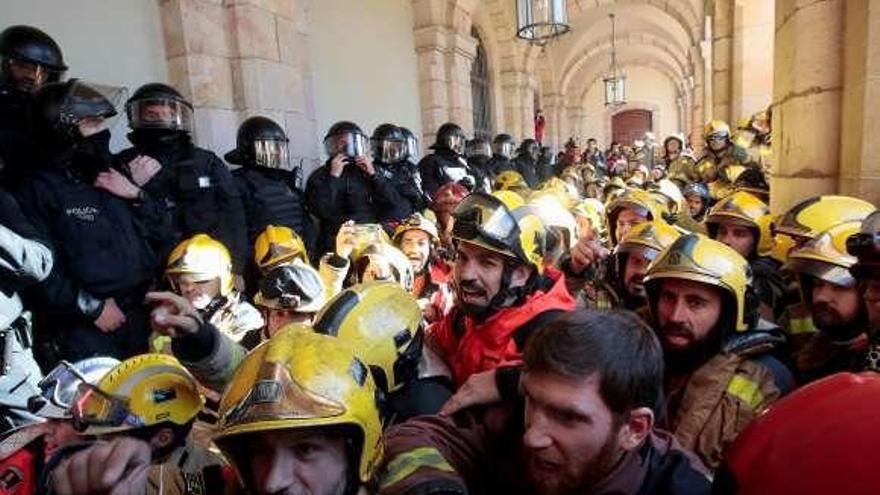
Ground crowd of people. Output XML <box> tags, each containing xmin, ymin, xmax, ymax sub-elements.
<box><xmin>1</xmin><ymin>24</ymin><xmax>879</xmax><ymax>495</ymax></box>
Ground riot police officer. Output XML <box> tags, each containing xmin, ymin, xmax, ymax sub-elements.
<box><xmin>371</xmin><ymin>123</ymin><xmax>425</xmax><ymax>218</ymax></box>
<box><xmin>465</xmin><ymin>137</ymin><xmax>492</xmax><ymax>179</ymax></box>
<box><xmin>226</xmin><ymin>116</ymin><xmax>312</xmax><ymax>251</ymax></box>
<box><xmin>487</xmin><ymin>133</ymin><xmax>516</xmax><ymax>177</ymax></box>
<box><xmin>513</xmin><ymin>138</ymin><xmax>540</xmax><ymax>187</ymax></box>
<box><xmin>419</xmin><ymin>122</ymin><xmax>482</xmax><ymax>196</ymax></box>
<box><xmin>115</xmin><ymin>82</ymin><xmax>248</xmax><ymax>273</ymax></box>
<box><xmin>17</xmin><ymin>80</ymin><xmax>164</xmax><ymax>362</ymax></box>
<box><xmin>0</xmin><ymin>25</ymin><xmax>67</xmax><ymax>189</ymax></box>
<box><xmin>306</xmin><ymin>121</ymin><xmax>405</xmax><ymax>255</ymax></box>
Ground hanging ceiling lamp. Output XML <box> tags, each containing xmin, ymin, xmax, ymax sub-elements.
<box><xmin>603</xmin><ymin>13</ymin><xmax>626</xmax><ymax>107</ymax></box>
<box><xmin>516</xmin><ymin>0</ymin><xmax>571</xmax><ymax>46</ymax></box>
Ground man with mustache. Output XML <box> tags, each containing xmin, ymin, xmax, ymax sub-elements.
<box><xmin>379</xmin><ymin>310</ymin><xmax>711</xmax><ymax>495</ymax></box>
<box><xmin>427</xmin><ymin>192</ymin><xmax>575</xmax><ymax>387</ymax></box>
<box><xmin>784</xmin><ymin>220</ymin><xmax>874</xmax><ymax>382</ymax></box>
<box><xmin>392</xmin><ymin>213</ymin><xmax>452</xmax><ymax>322</ymax></box>
<box><xmin>584</xmin><ymin>220</ymin><xmax>680</xmax><ymax>313</ymax></box>
<box><xmin>704</xmin><ymin>191</ymin><xmax>785</xmax><ymax>322</ymax></box>
<box><xmin>642</xmin><ymin>234</ymin><xmax>794</xmax><ymax>470</ymax></box>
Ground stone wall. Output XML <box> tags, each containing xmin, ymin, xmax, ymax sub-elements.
<box><xmin>158</xmin><ymin>0</ymin><xmax>318</xmax><ymax>171</ymax></box>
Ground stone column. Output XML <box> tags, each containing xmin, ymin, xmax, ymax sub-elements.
<box><xmin>227</xmin><ymin>0</ymin><xmax>318</xmax><ymax>168</ymax></box>
<box><xmin>500</xmin><ymin>67</ymin><xmax>533</xmax><ymax>140</ymax></box>
<box><xmin>730</xmin><ymin>0</ymin><xmax>774</xmax><ymax>120</ymax></box>
<box><xmin>158</xmin><ymin>0</ymin><xmax>238</xmax><ymax>153</ymax></box>
<box><xmin>541</xmin><ymin>92</ymin><xmax>564</xmax><ymax>150</ymax></box>
<box><xmin>676</xmin><ymin>92</ymin><xmax>687</xmax><ymax>135</ymax></box>
<box><xmin>158</xmin><ymin>0</ymin><xmax>318</xmax><ymax>168</ymax></box>
<box><xmin>712</xmin><ymin>0</ymin><xmax>734</xmax><ymax>123</ymax></box>
<box><xmin>411</xmin><ymin>0</ymin><xmax>476</xmax><ymax>145</ymax></box>
<box><xmin>838</xmin><ymin>0</ymin><xmax>880</xmax><ymax>205</ymax></box>
<box><xmin>690</xmin><ymin>47</ymin><xmax>707</xmax><ymax>154</ymax></box>
<box><xmin>771</xmin><ymin>0</ymin><xmax>844</xmax><ymax>213</ymax></box>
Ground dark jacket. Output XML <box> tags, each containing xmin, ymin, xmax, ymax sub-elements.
<box><xmin>379</xmin><ymin>407</ymin><xmax>711</xmax><ymax>495</ymax></box>
<box><xmin>487</xmin><ymin>155</ymin><xmax>515</xmax><ymax>178</ymax></box>
<box><xmin>231</xmin><ymin>165</ymin><xmax>313</xmax><ymax>246</ymax></box>
<box><xmin>305</xmin><ymin>160</ymin><xmax>404</xmax><ymax>255</ymax></box>
<box><xmin>375</xmin><ymin>160</ymin><xmax>426</xmax><ymax>220</ymax></box>
<box><xmin>0</xmin><ymin>87</ymin><xmax>36</xmax><ymax>190</ymax></box>
<box><xmin>116</xmin><ymin>141</ymin><xmax>249</xmax><ymax>272</ymax></box>
<box><xmin>512</xmin><ymin>155</ymin><xmax>540</xmax><ymax>187</ymax></box>
<box><xmin>16</xmin><ymin>166</ymin><xmax>163</xmax><ymax>359</ymax></box>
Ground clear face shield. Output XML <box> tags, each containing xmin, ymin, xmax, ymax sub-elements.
<box><xmin>373</xmin><ymin>138</ymin><xmax>406</xmax><ymax>163</ymax></box>
<box><xmin>467</xmin><ymin>141</ymin><xmax>492</xmax><ymax>159</ymax></box>
<box><xmin>442</xmin><ymin>134</ymin><xmax>466</xmax><ymax>156</ymax></box>
<box><xmin>59</xmin><ymin>80</ymin><xmax>128</xmax><ymax>135</ymax></box>
<box><xmin>70</xmin><ymin>381</ymin><xmax>144</xmax><ymax>432</ymax></box>
<box><xmin>4</xmin><ymin>57</ymin><xmax>62</xmax><ymax>92</ymax></box>
<box><xmin>254</xmin><ymin>138</ymin><xmax>290</xmax><ymax>169</ymax></box>
<box><xmin>30</xmin><ymin>361</ymin><xmax>88</xmax><ymax>418</ymax></box>
<box><xmin>127</xmin><ymin>97</ymin><xmax>194</xmax><ymax>133</ymax></box>
<box><xmin>493</xmin><ymin>141</ymin><xmax>516</xmax><ymax>159</ymax></box>
<box><xmin>324</xmin><ymin>131</ymin><xmax>368</xmax><ymax>159</ymax></box>
<box><xmin>404</xmin><ymin>134</ymin><xmax>421</xmax><ymax>161</ymax></box>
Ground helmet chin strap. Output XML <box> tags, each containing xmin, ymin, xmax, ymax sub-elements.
<box><xmin>483</xmin><ymin>262</ymin><xmax>536</xmax><ymax>318</ymax></box>
<box><xmin>199</xmin><ymin>295</ymin><xmax>229</xmax><ymax>320</ymax></box>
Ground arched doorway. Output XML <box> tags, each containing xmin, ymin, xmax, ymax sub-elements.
<box><xmin>612</xmin><ymin>109</ymin><xmax>653</xmax><ymax>145</ymax></box>
<box><xmin>471</xmin><ymin>27</ymin><xmax>493</xmax><ymax>140</ymax></box>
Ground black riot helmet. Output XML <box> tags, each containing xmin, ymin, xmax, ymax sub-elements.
<box><xmin>399</xmin><ymin>126</ymin><xmax>420</xmax><ymax>162</ymax></box>
<box><xmin>431</xmin><ymin>123</ymin><xmax>466</xmax><ymax>156</ymax></box>
<box><xmin>0</xmin><ymin>25</ymin><xmax>67</xmax><ymax>91</ymax></box>
<box><xmin>371</xmin><ymin>124</ymin><xmax>406</xmax><ymax>164</ymax></box>
<box><xmin>31</xmin><ymin>79</ymin><xmax>125</xmax><ymax>145</ymax></box>
<box><xmin>519</xmin><ymin>139</ymin><xmax>540</xmax><ymax>161</ymax></box>
<box><xmin>324</xmin><ymin>121</ymin><xmax>368</xmax><ymax>159</ymax></box>
<box><xmin>466</xmin><ymin>138</ymin><xmax>491</xmax><ymax>159</ymax></box>
<box><xmin>125</xmin><ymin>83</ymin><xmax>194</xmax><ymax>134</ymax></box>
<box><xmin>224</xmin><ymin>116</ymin><xmax>290</xmax><ymax>168</ymax></box>
<box><xmin>492</xmin><ymin>133</ymin><xmax>516</xmax><ymax>159</ymax></box>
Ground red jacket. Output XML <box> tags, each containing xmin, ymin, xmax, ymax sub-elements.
<box><xmin>0</xmin><ymin>447</ymin><xmax>36</xmax><ymax>495</ymax></box>
<box><xmin>414</xmin><ymin>262</ymin><xmax>453</xmax><ymax>324</ymax></box>
<box><xmin>429</xmin><ymin>270</ymin><xmax>575</xmax><ymax>387</ymax></box>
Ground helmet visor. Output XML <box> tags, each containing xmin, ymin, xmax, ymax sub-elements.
<box><xmin>442</xmin><ymin>134</ymin><xmax>466</xmax><ymax>155</ymax></box>
<box><xmin>466</xmin><ymin>141</ymin><xmax>491</xmax><ymax>159</ymax></box>
<box><xmin>60</xmin><ymin>80</ymin><xmax>127</xmax><ymax>128</ymax></box>
<box><xmin>324</xmin><ymin>131</ymin><xmax>368</xmax><ymax>158</ymax></box>
<box><xmin>373</xmin><ymin>139</ymin><xmax>405</xmax><ymax>163</ymax></box>
<box><xmin>127</xmin><ymin>98</ymin><xmax>194</xmax><ymax>133</ymax></box>
<box><xmin>404</xmin><ymin>134</ymin><xmax>420</xmax><ymax>161</ymax></box>
<box><xmin>5</xmin><ymin>57</ymin><xmax>62</xmax><ymax>91</ymax></box>
<box><xmin>254</xmin><ymin>138</ymin><xmax>290</xmax><ymax>169</ymax></box>
<box><xmin>452</xmin><ymin>194</ymin><xmax>519</xmax><ymax>252</ymax></box>
<box><xmin>785</xmin><ymin>258</ymin><xmax>856</xmax><ymax>287</ymax></box>
<box><xmin>34</xmin><ymin>361</ymin><xmax>87</xmax><ymax>417</ymax></box>
<box><xmin>70</xmin><ymin>382</ymin><xmax>143</xmax><ymax>432</ymax></box>
<box><xmin>493</xmin><ymin>141</ymin><xmax>516</xmax><ymax>159</ymax></box>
